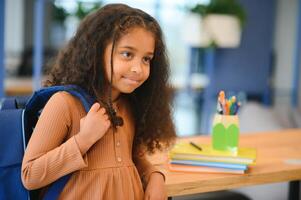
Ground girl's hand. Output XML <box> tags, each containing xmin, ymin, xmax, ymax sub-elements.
<box><xmin>144</xmin><ymin>172</ymin><xmax>167</xmax><ymax>200</ymax></box>
<box><xmin>77</xmin><ymin>103</ymin><xmax>111</xmax><ymax>146</ymax></box>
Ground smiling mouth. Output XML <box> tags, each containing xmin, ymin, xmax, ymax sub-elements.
<box><xmin>122</xmin><ymin>76</ymin><xmax>141</xmax><ymax>84</ymax></box>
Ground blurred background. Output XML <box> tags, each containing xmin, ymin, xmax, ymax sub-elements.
<box><xmin>0</xmin><ymin>0</ymin><xmax>300</xmax><ymax>199</ymax></box>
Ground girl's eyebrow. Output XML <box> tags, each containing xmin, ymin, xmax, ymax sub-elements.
<box><xmin>119</xmin><ymin>46</ymin><xmax>154</xmax><ymax>56</ymax></box>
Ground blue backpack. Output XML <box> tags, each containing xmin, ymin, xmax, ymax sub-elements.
<box><xmin>0</xmin><ymin>85</ymin><xmax>95</xmax><ymax>200</ymax></box>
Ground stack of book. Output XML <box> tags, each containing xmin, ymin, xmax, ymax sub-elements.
<box><xmin>168</xmin><ymin>142</ymin><xmax>256</xmax><ymax>174</ymax></box>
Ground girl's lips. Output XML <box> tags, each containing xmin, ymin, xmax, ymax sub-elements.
<box><xmin>122</xmin><ymin>76</ymin><xmax>141</xmax><ymax>84</ymax></box>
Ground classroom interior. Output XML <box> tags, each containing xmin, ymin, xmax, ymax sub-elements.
<box><xmin>0</xmin><ymin>0</ymin><xmax>300</xmax><ymax>200</ymax></box>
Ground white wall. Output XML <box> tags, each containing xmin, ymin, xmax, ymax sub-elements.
<box><xmin>273</xmin><ymin>0</ymin><xmax>298</xmax><ymax>99</ymax></box>
<box><xmin>4</xmin><ymin>0</ymin><xmax>24</xmax><ymax>75</ymax></box>
<box><xmin>4</xmin><ymin>0</ymin><xmax>24</xmax><ymax>54</ymax></box>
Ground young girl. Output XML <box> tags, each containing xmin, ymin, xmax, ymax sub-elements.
<box><xmin>21</xmin><ymin>3</ymin><xmax>176</xmax><ymax>200</ymax></box>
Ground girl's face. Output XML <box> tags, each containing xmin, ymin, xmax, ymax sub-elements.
<box><xmin>104</xmin><ymin>27</ymin><xmax>155</xmax><ymax>100</ymax></box>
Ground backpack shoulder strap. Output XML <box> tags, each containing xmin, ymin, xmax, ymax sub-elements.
<box><xmin>25</xmin><ymin>85</ymin><xmax>94</xmax><ymax>113</ymax></box>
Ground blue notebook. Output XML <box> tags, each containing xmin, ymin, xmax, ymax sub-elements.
<box><xmin>170</xmin><ymin>159</ymin><xmax>247</xmax><ymax>170</ymax></box>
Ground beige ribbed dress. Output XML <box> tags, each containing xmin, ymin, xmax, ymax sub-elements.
<box><xmin>21</xmin><ymin>91</ymin><xmax>162</xmax><ymax>199</ymax></box>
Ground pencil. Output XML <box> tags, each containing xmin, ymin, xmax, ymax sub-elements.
<box><xmin>189</xmin><ymin>141</ymin><xmax>202</xmax><ymax>151</ymax></box>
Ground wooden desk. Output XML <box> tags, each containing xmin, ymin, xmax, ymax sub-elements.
<box><xmin>149</xmin><ymin>129</ymin><xmax>301</xmax><ymax>199</ymax></box>
<box><xmin>5</xmin><ymin>77</ymin><xmax>33</xmax><ymax>96</ymax></box>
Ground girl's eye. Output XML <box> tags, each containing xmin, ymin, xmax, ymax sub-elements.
<box><xmin>142</xmin><ymin>56</ymin><xmax>152</xmax><ymax>64</ymax></box>
<box><xmin>121</xmin><ymin>51</ymin><xmax>133</xmax><ymax>59</ymax></box>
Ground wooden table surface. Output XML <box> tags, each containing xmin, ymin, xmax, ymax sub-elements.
<box><xmin>5</xmin><ymin>77</ymin><xmax>33</xmax><ymax>96</ymax></box>
<box><xmin>148</xmin><ymin>129</ymin><xmax>301</xmax><ymax>197</ymax></box>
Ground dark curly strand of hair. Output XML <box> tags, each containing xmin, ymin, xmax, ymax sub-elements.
<box><xmin>107</xmin><ymin>32</ymin><xmax>124</xmax><ymax>128</ymax></box>
<box><xmin>45</xmin><ymin>3</ymin><xmax>176</xmax><ymax>154</ymax></box>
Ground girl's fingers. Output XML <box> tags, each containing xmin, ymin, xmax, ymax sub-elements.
<box><xmin>80</xmin><ymin>116</ymin><xmax>86</xmax><ymax>122</ymax></box>
<box><xmin>103</xmin><ymin>114</ymin><xmax>109</xmax><ymax>121</ymax></box>
<box><xmin>104</xmin><ymin>119</ymin><xmax>111</xmax><ymax>128</ymax></box>
<box><xmin>80</xmin><ymin>117</ymin><xmax>84</xmax><ymax>127</ymax></box>
<box><xmin>98</xmin><ymin>107</ymin><xmax>106</xmax><ymax>114</ymax></box>
<box><xmin>89</xmin><ymin>103</ymin><xmax>100</xmax><ymax>113</ymax></box>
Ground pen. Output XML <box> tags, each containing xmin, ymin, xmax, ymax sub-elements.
<box><xmin>217</xmin><ymin>99</ymin><xmax>223</xmax><ymax>114</ymax></box>
<box><xmin>234</xmin><ymin>102</ymin><xmax>241</xmax><ymax>115</ymax></box>
<box><xmin>218</xmin><ymin>91</ymin><xmax>226</xmax><ymax>114</ymax></box>
<box><xmin>230</xmin><ymin>103</ymin><xmax>236</xmax><ymax>115</ymax></box>
<box><xmin>189</xmin><ymin>142</ymin><xmax>202</xmax><ymax>151</ymax></box>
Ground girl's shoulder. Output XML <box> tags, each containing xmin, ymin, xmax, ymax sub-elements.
<box><xmin>49</xmin><ymin>91</ymin><xmax>76</xmax><ymax>106</ymax></box>
<box><xmin>47</xmin><ymin>91</ymin><xmax>85</xmax><ymax>115</ymax></box>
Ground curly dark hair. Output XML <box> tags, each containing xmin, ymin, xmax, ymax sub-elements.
<box><xmin>45</xmin><ymin>3</ymin><xmax>176</xmax><ymax>154</ymax></box>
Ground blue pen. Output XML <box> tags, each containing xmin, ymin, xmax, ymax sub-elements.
<box><xmin>229</xmin><ymin>96</ymin><xmax>236</xmax><ymax>115</ymax></box>
<box><xmin>230</xmin><ymin>103</ymin><xmax>237</xmax><ymax>115</ymax></box>
<box><xmin>233</xmin><ymin>102</ymin><xmax>240</xmax><ymax>115</ymax></box>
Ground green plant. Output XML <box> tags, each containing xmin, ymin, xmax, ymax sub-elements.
<box><xmin>191</xmin><ymin>0</ymin><xmax>246</xmax><ymax>27</ymax></box>
<box><xmin>52</xmin><ymin>4</ymin><xmax>69</xmax><ymax>24</ymax></box>
<box><xmin>52</xmin><ymin>1</ymin><xmax>102</xmax><ymax>24</ymax></box>
<box><xmin>75</xmin><ymin>2</ymin><xmax>102</xmax><ymax>20</ymax></box>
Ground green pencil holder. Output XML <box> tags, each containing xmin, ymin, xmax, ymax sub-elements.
<box><xmin>212</xmin><ymin>114</ymin><xmax>240</xmax><ymax>154</ymax></box>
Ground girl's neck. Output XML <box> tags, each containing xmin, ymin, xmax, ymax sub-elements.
<box><xmin>110</xmin><ymin>90</ymin><xmax>123</xmax><ymax>112</ymax></box>
<box><xmin>101</xmin><ymin>87</ymin><xmax>120</xmax><ymax>102</ymax></box>
<box><xmin>111</xmin><ymin>88</ymin><xmax>120</xmax><ymax>102</ymax></box>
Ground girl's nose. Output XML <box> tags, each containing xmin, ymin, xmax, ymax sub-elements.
<box><xmin>130</xmin><ymin>60</ymin><xmax>143</xmax><ymax>73</ymax></box>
